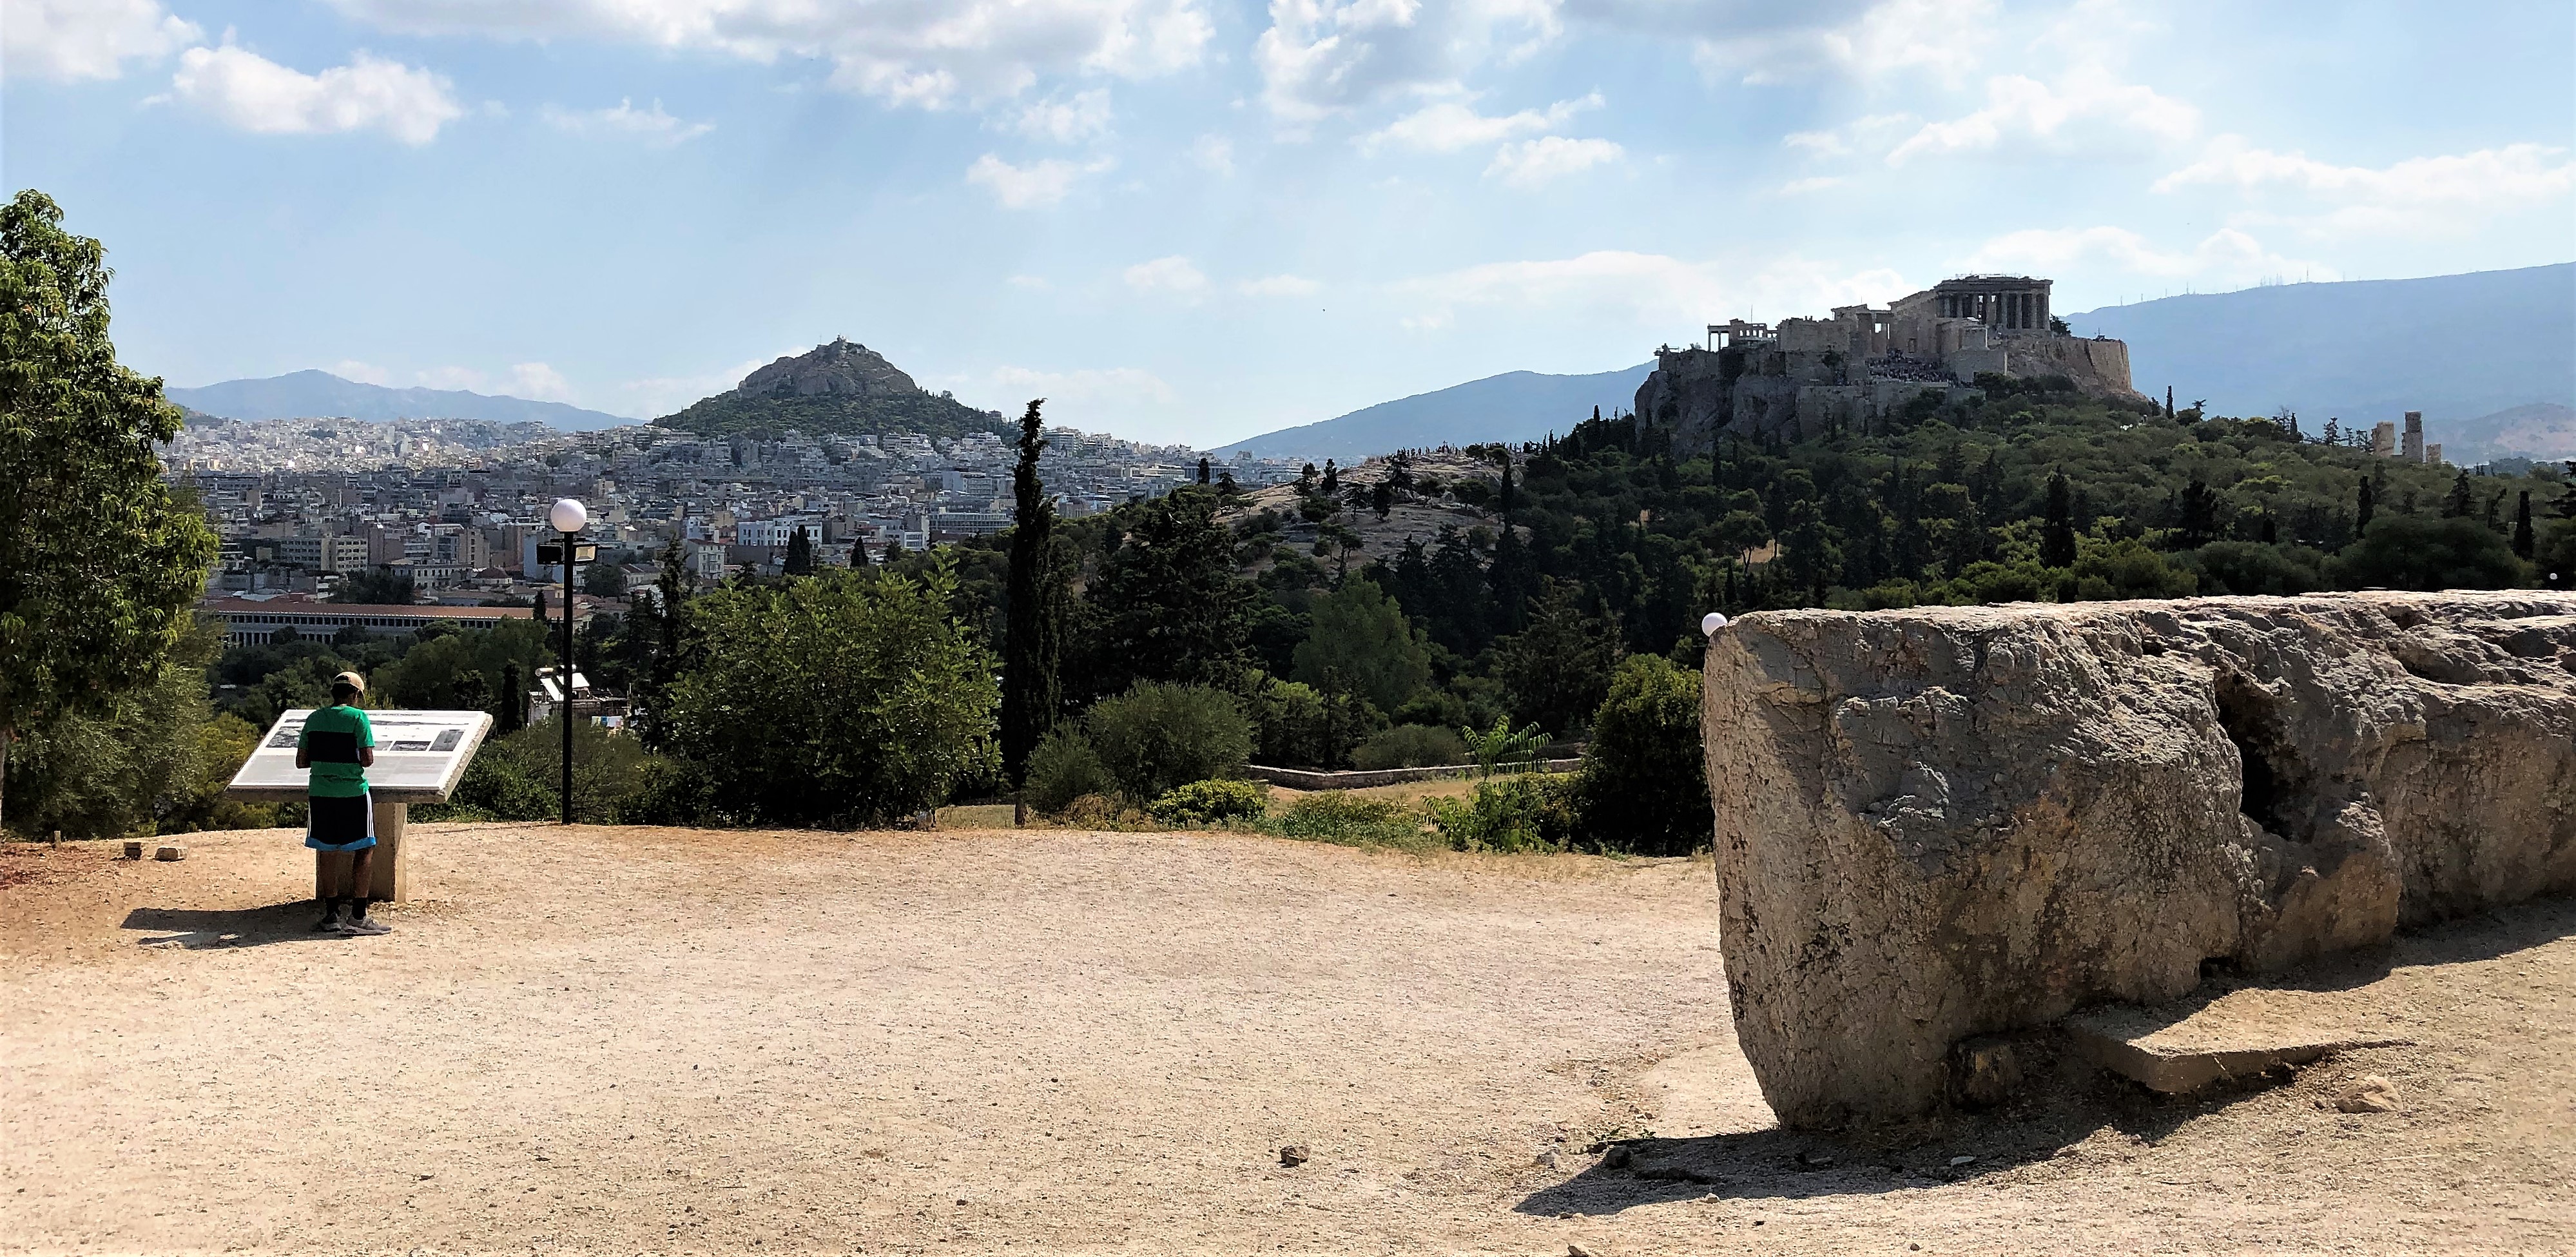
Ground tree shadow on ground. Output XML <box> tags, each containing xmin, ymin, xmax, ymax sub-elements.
<box><xmin>122</xmin><ymin>902</ymin><xmax>346</xmax><ymax>949</ymax></box>
<box><xmin>1521</xmin><ymin>895</ymin><xmax>2576</xmax><ymax>1218</ymax></box>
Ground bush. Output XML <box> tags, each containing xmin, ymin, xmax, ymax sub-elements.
<box><xmin>1257</xmin><ymin>792</ymin><xmax>1431</xmax><ymax>850</ymax></box>
<box><xmin>1424</xmin><ymin>774</ymin><xmax>1578</xmax><ymax>852</ymax></box>
<box><xmin>1023</xmin><ymin>728</ymin><xmax>1115</xmax><ymax>815</ymax></box>
<box><xmin>1082</xmin><ymin>681</ymin><xmax>1252</xmax><ymax>803</ymax></box>
<box><xmin>1147</xmin><ymin>779</ymin><xmax>1269</xmax><ymax>826</ymax></box>
<box><xmin>2186</xmin><ymin>541</ymin><xmax>2323</xmax><ymax>596</ymax></box>
<box><xmin>662</xmin><ymin>565</ymin><xmax>1000</xmax><ymax>828</ymax></box>
<box><xmin>1573</xmin><ymin>654</ymin><xmax>1709</xmax><ymax>855</ymax></box>
<box><xmin>2329</xmin><ymin>515</ymin><xmax>2526</xmax><ymax>590</ymax></box>
<box><xmin>1351</xmin><ymin>724</ymin><xmax>1469</xmax><ymax>770</ymax></box>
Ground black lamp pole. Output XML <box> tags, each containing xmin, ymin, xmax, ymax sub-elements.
<box><xmin>560</xmin><ymin>525</ymin><xmax>575</xmax><ymax>826</ymax></box>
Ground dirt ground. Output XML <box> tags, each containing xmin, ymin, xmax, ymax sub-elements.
<box><xmin>2</xmin><ymin>825</ymin><xmax>2569</xmax><ymax>1256</ymax></box>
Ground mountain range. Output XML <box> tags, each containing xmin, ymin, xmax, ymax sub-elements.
<box><xmin>2063</xmin><ymin>262</ymin><xmax>2573</xmax><ymax>463</ymax></box>
<box><xmin>166</xmin><ymin>370</ymin><xmax>634</xmax><ymax>431</ymax></box>
<box><xmin>1208</xmin><ymin>364</ymin><xmax>1653</xmax><ymax>463</ymax></box>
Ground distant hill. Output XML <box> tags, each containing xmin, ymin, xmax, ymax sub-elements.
<box><xmin>656</xmin><ymin>338</ymin><xmax>1009</xmax><ymax>440</ymax></box>
<box><xmin>1211</xmin><ymin>364</ymin><xmax>1654</xmax><ymax>463</ymax></box>
<box><xmin>167</xmin><ymin>370</ymin><xmax>634</xmax><ymax>431</ymax></box>
<box><xmin>2066</xmin><ymin>263</ymin><xmax>2574</xmax><ymax>461</ymax></box>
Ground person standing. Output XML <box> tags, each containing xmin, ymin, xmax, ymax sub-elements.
<box><xmin>297</xmin><ymin>671</ymin><xmax>390</xmax><ymax>935</ymax></box>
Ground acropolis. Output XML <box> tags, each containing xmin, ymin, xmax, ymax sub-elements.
<box><xmin>1636</xmin><ymin>275</ymin><xmax>2143</xmax><ymax>453</ymax></box>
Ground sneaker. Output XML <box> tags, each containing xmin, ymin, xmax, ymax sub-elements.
<box><xmin>315</xmin><ymin>913</ymin><xmax>347</xmax><ymax>933</ymax></box>
<box><xmin>342</xmin><ymin>915</ymin><xmax>391</xmax><ymax>936</ymax></box>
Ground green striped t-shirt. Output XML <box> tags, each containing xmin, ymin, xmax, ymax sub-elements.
<box><xmin>299</xmin><ymin>705</ymin><xmax>374</xmax><ymax>799</ymax></box>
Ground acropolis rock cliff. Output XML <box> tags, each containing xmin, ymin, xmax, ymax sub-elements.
<box><xmin>1701</xmin><ymin>591</ymin><xmax>2576</xmax><ymax>1127</ymax></box>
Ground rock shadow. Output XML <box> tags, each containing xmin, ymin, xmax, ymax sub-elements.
<box><xmin>122</xmin><ymin>902</ymin><xmax>347</xmax><ymax>949</ymax></box>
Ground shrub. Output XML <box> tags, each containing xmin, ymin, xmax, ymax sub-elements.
<box><xmin>2328</xmin><ymin>515</ymin><xmax>2526</xmax><ymax>590</ymax></box>
<box><xmin>1258</xmin><ymin>793</ymin><xmax>1431</xmax><ymax>850</ymax></box>
<box><xmin>1573</xmin><ymin>654</ymin><xmax>1709</xmax><ymax>856</ymax></box>
<box><xmin>1147</xmin><ymin>778</ymin><xmax>1270</xmax><ymax>826</ymax></box>
<box><xmin>1351</xmin><ymin>724</ymin><xmax>1469</xmax><ymax>770</ymax></box>
<box><xmin>2187</xmin><ymin>541</ymin><xmax>2323</xmax><ymax>596</ymax></box>
<box><xmin>1083</xmin><ymin>681</ymin><xmax>1252</xmax><ymax>803</ymax></box>
<box><xmin>1023</xmin><ymin>728</ymin><xmax>1115</xmax><ymax>816</ymax></box>
<box><xmin>1424</xmin><ymin>774</ymin><xmax>1578</xmax><ymax>852</ymax></box>
<box><xmin>662</xmin><ymin>565</ymin><xmax>1000</xmax><ymax>828</ymax></box>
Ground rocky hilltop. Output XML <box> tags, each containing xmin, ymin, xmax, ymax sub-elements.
<box><xmin>656</xmin><ymin>338</ymin><xmax>1008</xmax><ymax>439</ymax></box>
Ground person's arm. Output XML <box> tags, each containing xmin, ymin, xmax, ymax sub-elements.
<box><xmin>358</xmin><ymin>711</ymin><xmax>376</xmax><ymax>768</ymax></box>
<box><xmin>295</xmin><ymin>720</ymin><xmax>310</xmax><ymax>769</ymax></box>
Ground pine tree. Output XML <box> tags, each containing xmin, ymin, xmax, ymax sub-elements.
<box><xmin>1321</xmin><ymin>459</ymin><xmax>1339</xmax><ymax>495</ymax></box>
<box><xmin>2442</xmin><ymin>471</ymin><xmax>2474</xmax><ymax>519</ymax></box>
<box><xmin>1002</xmin><ymin>400</ymin><xmax>1067</xmax><ymax>786</ymax></box>
<box><xmin>497</xmin><ymin>661</ymin><xmax>525</xmax><ymax>735</ymax></box>
<box><xmin>2040</xmin><ymin>469</ymin><xmax>2078</xmax><ymax>569</ymax></box>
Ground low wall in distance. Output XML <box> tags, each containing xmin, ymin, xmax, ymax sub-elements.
<box><xmin>1247</xmin><ymin>759</ymin><xmax>1582</xmax><ymax>792</ymax></box>
<box><xmin>1703</xmin><ymin>590</ymin><xmax>2576</xmax><ymax>1127</ymax></box>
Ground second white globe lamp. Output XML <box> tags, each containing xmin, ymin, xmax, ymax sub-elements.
<box><xmin>1701</xmin><ymin>611</ymin><xmax>1730</xmax><ymax>638</ymax></box>
<box><xmin>548</xmin><ymin>497</ymin><xmax>588</xmax><ymax>534</ymax></box>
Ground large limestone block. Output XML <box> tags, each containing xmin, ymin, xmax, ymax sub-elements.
<box><xmin>1703</xmin><ymin>591</ymin><xmax>2576</xmax><ymax>1127</ymax></box>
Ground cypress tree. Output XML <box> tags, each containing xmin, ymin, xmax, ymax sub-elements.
<box><xmin>1197</xmin><ymin>456</ymin><xmax>1210</xmax><ymax>485</ymax></box>
<box><xmin>1002</xmin><ymin>399</ymin><xmax>1067</xmax><ymax>787</ymax></box>
<box><xmin>2356</xmin><ymin>476</ymin><xmax>2374</xmax><ymax>536</ymax></box>
<box><xmin>782</xmin><ymin>526</ymin><xmax>814</xmax><ymax>576</ymax></box>
<box><xmin>2039</xmin><ymin>469</ymin><xmax>2078</xmax><ymax>569</ymax></box>
<box><xmin>2515</xmin><ymin>491</ymin><xmax>2535</xmax><ymax>559</ymax></box>
<box><xmin>497</xmin><ymin>661</ymin><xmax>525</xmax><ymax>735</ymax></box>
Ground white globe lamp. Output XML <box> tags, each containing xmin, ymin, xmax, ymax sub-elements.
<box><xmin>548</xmin><ymin>498</ymin><xmax>588</xmax><ymax>534</ymax></box>
<box><xmin>1701</xmin><ymin>612</ymin><xmax>1730</xmax><ymax>638</ymax></box>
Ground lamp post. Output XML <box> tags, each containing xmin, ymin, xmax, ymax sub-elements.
<box><xmin>547</xmin><ymin>497</ymin><xmax>588</xmax><ymax>826</ymax></box>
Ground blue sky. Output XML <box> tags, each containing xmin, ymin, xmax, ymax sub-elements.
<box><xmin>7</xmin><ymin>0</ymin><xmax>2571</xmax><ymax>445</ymax></box>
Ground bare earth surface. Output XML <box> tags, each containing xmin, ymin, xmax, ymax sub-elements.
<box><xmin>2</xmin><ymin>825</ymin><xmax>2570</xmax><ymax>1256</ymax></box>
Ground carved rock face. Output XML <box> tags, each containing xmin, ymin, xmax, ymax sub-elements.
<box><xmin>1702</xmin><ymin>590</ymin><xmax>2576</xmax><ymax>1127</ymax></box>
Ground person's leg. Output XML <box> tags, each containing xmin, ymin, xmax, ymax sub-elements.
<box><xmin>346</xmin><ymin>846</ymin><xmax>374</xmax><ymax>918</ymax></box>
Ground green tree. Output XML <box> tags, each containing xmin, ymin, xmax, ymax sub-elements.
<box><xmin>663</xmin><ymin>565</ymin><xmax>1000</xmax><ymax>827</ymax></box>
<box><xmin>2327</xmin><ymin>515</ymin><xmax>2526</xmax><ymax>590</ymax></box>
<box><xmin>1080</xmin><ymin>487</ymin><xmax>1254</xmax><ymax>697</ymax></box>
<box><xmin>1002</xmin><ymin>400</ymin><xmax>1068</xmax><ymax>786</ymax></box>
<box><xmin>583</xmin><ymin>558</ymin><xmax>627</xmax><ymax>598</ymax></box>
<box><xmin>5</xmin><ymin>617</ymin><xmax>228</xmax><ymax>839</ymax></box>
<box><xmin>1492</xmin><ymin>580</ymin><xmax>1620</xmax><ymax>737</ymax></box>
<box><xmin>781</xmin><ymin>526</ymin><xmax>815</xmax><ymax>576</ymax></box>
<box><xmin>1290</xmin><ymin>576</ymin><xmax>1430</xmax><ymax>713</ymax></box>
<box><xmin>496</xmin><ymin>661</ymin><xmax>525</xmax><ymax>734</ymax></box>
<box><xmin>2514</xmin><ymin>491</ymin><xmax>2535</xmax><ymax>560</ymax></box>
<box><xmin>1574</xmin><ymin>654</ymin><xmax>1710</xmax><ymax>856</ymax></box>
<box><xmin>0</xmin><ymin>190</ymin><xmax>219</xmax><ymax>830</ymax></box>
<box><xmin>333</xmin><ymin>565</ymin><xmax>417</xmax><ymax>605</ymax></box>
<box><xmin>2040</xmin><ymin>469</ymin><xmax>2078</xmax><ymax>569</ymax></box>
<box><xmin>1080</xmin><ymin>681</ymin><xmax>1251</xmax><ymax>803</ymax></box>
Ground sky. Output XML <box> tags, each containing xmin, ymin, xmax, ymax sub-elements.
<box><xmin>6</xmin><ymin>0</ymin><xmax>2572</xmax><ymax>446</ymax></box>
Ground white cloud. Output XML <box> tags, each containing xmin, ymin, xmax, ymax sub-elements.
<box><xmin>1777</xmin><ymin>176</ymin><xmax>1846</xmax><ymax>195</ymax></box>
<box><xmin>1966</xmin><ymin>225</ymin><xmax>2331</xmax><ymax>287</ymax></box>
<box><xmin>1240</xmin><ymin>274</ymin><xmax>1322</xmax><ymax>297</ymax></box>
<box><xmin>615</xmin><ymin>353</ymin><xmax>782</xmax><ymax>418</ymax></box>
<box><xmin>1392</xmin><ymin>249</ymin><xmax>1907</xmax><ymax>333</ymax></box>
<box><xmin>1011</xmin><ymin>88</ymin><xmax>1113</xmax><ymax>142</ymax></box>
<box><xmin>965</xmin><ymin>153</ymin><xmax>1112</xmax><ymax>208</ymax></box>
<box><xmin>2153</xmin><ymin>137</ymin><xmax>2576</xmax><ymax>236</ymax></box>
<box><xmin>324</xmin><ymin>0</ymin><xmax>1212</xmax><ymax>110</ymax></box>
<box><xmin>1255</xmin><ymin>0</ymin><xmax>1564</xmax><ymax>126</ymax></box>
<box><xmin>1360</xmin><ymin>91</ymin><xmax>1599</xmax><ymax>153</ymax></box>
<box><xmin>2</xmin><ymin>0</ymin><xmax>201</xmax><ymax>81</ymax></box>
<box><xmin>1123</xmin><ymin>255</ymin><xmax>1208</xmax><ymax>296</ymax></box>
<box><xmin>330</xmin><ymin>359</ymin><xmax>394</xmax><ymax>385</ymax></box>
<box><xmin>1190</xmin><ymin>133</ymin><xmax>1235</xmax><ymax>175</ymax></box>
<box><xmin>541</xmin><ymin>98</ymin><xmax>714</xmax><ymax>145</ymax></box>
<box><xmin>169</xmin><ymin>45</ymin><xmax>463</xmax><ymax>145</ymax></box>
<box><xmin>507</xmin><ymin>362</ymin><xmax>574</xmax><ymax>402</ymax></box>
<box><xmin>1886</xmin><ymin>72</ymin><xmax>2196</xmax><ymax>165</ymax></box>
<box><xmin>1486</xmin><ymin>135</ymin><xmax>1622</xmax><ymax>187</ymax></box>
<box><xmin>1623</xmin><ymin>0</ymin><xmax>1988</xmax><ymax>87</ymax></box>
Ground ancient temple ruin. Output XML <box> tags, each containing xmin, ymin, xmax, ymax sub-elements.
<box><xmin>1636</xmin><ymin>275</ymin><xmax>2144</xmax><ymax>454</ymax></box>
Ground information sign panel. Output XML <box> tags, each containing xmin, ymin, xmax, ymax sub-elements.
<box><xmin>226</xmin><ymin>709</ymin><xmax>496</xmax><ymax>803</ymax></box>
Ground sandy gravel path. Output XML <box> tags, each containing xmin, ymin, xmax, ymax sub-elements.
<box><xmin>2</xmin><ymin>825</ymin><xmax>2568</xmax><ymax>1255</ymax></box>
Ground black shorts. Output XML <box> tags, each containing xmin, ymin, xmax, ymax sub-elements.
<box><xmin>305</xmin><ymin>792</ymin><xmax>378</xmax><ymax>851</ymax></box>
